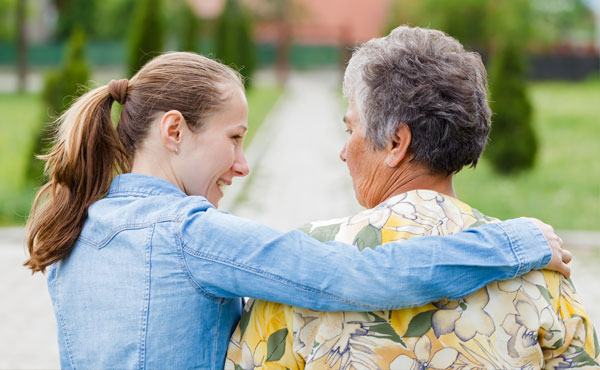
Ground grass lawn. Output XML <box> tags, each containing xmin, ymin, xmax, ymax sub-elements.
<box><xmin>245</xmin><ymin>86</ymin><xmax>282</xmax><ymax>149</ymax></box>
<box><xmin>0</xmin><ymin>93</ymin><xmax>42</xmax><ymax>225</ymax></box>
<box><xmin>455</xmin><ymin>79</ymin><xmax>600</xmax><ymax>230</ymax></box>
<box><xmin>0</xmin><ymin>86</ymin><xmax>281</xmax><ymax>225</ymax></box>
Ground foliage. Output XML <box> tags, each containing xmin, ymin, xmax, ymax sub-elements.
<box><xmin>0</xmin><ymin>0</ymin><xmax>16</xmax><ymax>41</ymax></box>
<box><xmin>215</xmin><ymin>0</ymin><xmax>256</xmax><ymax>88</ymax></box>
<box><xmin>454</xmin><ymin>79</ymin><xmax>600</xmax><ymax>230</ymax></box>
<box><xmin>94</xmin><ymin>0</ymin><xmax>136</xmax><ymax>40</ymax></box>
<box><xmin>485</xmin><ymin>42</ymin><xmax>537</xmax><ymax>174</ymax></box>
<box><xmin>53</xmin><ymin>0</ymin><xmax>96</xmax><ymax>40</ymax></box>
<box><xmin>177</xmin><ymin>1</ymin><xmax>201</xmax><ymax>52</ymax></box>
<box><xmin>127</xmin><ymin>0</ymin><xmax>165</xmax><ymax>77</ymax></box>
<box><xmin>27</xmin><ymin>27</ymin><xmax>90</xmax><ymax>184</ymax></box>
<box><xmin>386</xmin><ymin>0</ymin><xmax>595</xmax><ymax>51</ymax></box>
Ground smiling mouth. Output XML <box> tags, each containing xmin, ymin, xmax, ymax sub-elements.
<box><xmin>216</xmin><ymin>179</ymin><xmax>231</xmax><ymax>190</ymax></box>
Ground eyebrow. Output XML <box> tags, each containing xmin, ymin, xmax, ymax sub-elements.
<box><xmin>342</xmin><ymin>116</ymin><xmax>348</xmax><ymax>124</ymax></box>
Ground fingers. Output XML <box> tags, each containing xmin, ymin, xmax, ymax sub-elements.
<box><xmin>527</xmin><ymin>217</ymin><xmax>573</xmax><ymax>278</ymax></box>
<box><xmin>562</xmin><ymin>248</ymin><xmax>573</xmax><ymax>264</ymax></box>
<box><xmin>559</xmin><ymin>260</ymin><xmax>571</xmax><ymax>279</ymax></box>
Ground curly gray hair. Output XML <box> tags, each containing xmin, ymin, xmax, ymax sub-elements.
<box><xmin>343</xmin><ymin>25</ymin><xmax>491</xmax><ymax>175</ymax></box>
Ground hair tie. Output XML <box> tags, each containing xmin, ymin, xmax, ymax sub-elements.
<box><xmin>108</xmin><ymin>78</ymin><xmax>129</xmax><ymax>105</ymax></box>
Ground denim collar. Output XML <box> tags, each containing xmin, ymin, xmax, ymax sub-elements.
<box><xmin>107</xmin><ymin>173</ymin><xmax>187</xmax><ymax>198</ymax></box>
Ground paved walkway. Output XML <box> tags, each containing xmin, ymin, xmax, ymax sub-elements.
<box><xmin>1</xmin><ymin>69</ymin><xmax>599</xmax><ymax>369</ymax></box>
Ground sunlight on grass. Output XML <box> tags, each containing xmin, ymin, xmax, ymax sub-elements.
<box><xmin>455</xmin><ymin>80</ymin><xmax>600</xmax><ymax>230</ymax></box>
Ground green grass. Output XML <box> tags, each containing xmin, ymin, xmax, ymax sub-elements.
<box><xmin>0</xmin><ymin>93</ymin><xmax>42</xmax><ymax>224</ymax></box>
<box><xmin>455</xmin><ymin>79</ymin><xmax>600</xmax><ymax>230</ymax></box>
<box><xmin>0</xmin><ymin>86</ymin><xmax>282</xmax><ymax>225</ymax></box>
<box><xmin>245</xmin><ymin>86</ymin><xmax>282</xmax><ymax>149</ymax></box>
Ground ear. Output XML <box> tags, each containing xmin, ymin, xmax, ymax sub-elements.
<box><xmin>159</xmin><ymin>110</ymin><xmax>186</xmax><ymax>153</ymax></box>
<box><xmin>385</xmin><ymin>123</ymin><xmax>412</xmax><ymax>168</ymax></box>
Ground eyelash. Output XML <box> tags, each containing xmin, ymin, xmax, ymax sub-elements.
<box><xmin>233</xmin><ymin>135</ymin><xmax>243</xmax><ymax>144</ymax></box>
<box><xmin>345</xmin><ymin>129</ymin><xmax>352</xmax><ymax>134</ymax></box>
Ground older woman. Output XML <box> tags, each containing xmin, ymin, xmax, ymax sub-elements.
<box><xmin>226</xmin><ymin>26</ymin><xmax>598</xmax><ymax>369</ymax></box>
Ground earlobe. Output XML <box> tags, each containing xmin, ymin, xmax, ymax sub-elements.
<box><xmin>385</xmin><ymin>124</ymin><xmax>412</xmax><ymax>167</ymax></box>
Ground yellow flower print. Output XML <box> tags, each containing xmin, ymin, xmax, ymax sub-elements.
<box><xmin>308</xmin><ymin>313</ymin><xmax>379</xmax><ymax>369</ymax></box>
<box><xmin>498</xmin><ymin>270</ymin><xmax>546</xmax><ymax>301</ymax></box>
<box><xmin>240</xmin><ymin>340</ymin><xmax>267</xmax><ymax>369</ymax></box>
<box><xmin>390</xmin><ymin>335</ymin><xmax>459</xmax><ymax>370</ymax></box>
<box><xmin>431</xmin><ymin>289</ymin><xmax>495</xmax><ymax>341</ymax></box>
<box><xmin>348</xmin><ymin>206</ymin><xmax>392</xmax><ymax>229</ymax></box>
<box><xmin>501</xmin><ymin>294</ymin><xmax>555</xmax><ymax>359</ymax></box>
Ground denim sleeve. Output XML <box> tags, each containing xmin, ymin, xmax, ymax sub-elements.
<box><xmin>180</xmin><ymin>209</ymin><xmax>551</xmax><ymax>311</ymax></box>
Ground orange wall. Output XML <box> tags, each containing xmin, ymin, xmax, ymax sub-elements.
<box><xmin>191</xmin><ymin>0</ymin><xmax>392</xmax><ymax>45</ymax></box>
<box><xmin>284</xmin><ymin>0</ymin><xmax>392</xmax><ymax>44</ymax></box>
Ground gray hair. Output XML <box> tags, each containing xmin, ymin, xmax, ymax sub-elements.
<box><xmin>343</xmin><ymin>25</ymin><xmax>491</xmax><ymax>174</ymax></box>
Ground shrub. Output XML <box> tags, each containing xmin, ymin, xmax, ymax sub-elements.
<box><xmin>27</xmin><ymin>27</ymin><xmax>90</xmax><ymax>184</ymax></box>
<box><xmin>485</xmin><ymin>42</ymin><xmax>538</xmax><ymax>174</ymax></box>
<box><xmin>177</xmin><ymin>1</ymin><xmax>201</xmax><ymax>52</ymax></box>
<box><xmin>127</xmin><ymin>0</ymin><xmax>164</xmax><ymax>77</ymax></box>
<box><xmin>54</xmin><ymin>0</ymin><xmax>96</xmax><ymax>40</ymax></box>
<box><xmin>215</xmin><ymin>0</ymin><xmax>256</xmax><ymax>88</ymax></box>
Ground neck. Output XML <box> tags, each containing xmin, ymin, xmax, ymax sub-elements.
<box><xmin>366</xmin><ymin>164</ymin><xmax>456</xmax><ymax>208</ymax></box>
<box><xmin>130</xmin><ymin>148</ymin><xmax>183</xmax><ymax>191</ymax></box>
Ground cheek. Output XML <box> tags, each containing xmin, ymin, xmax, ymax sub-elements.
<box><xmin>346</xmin><ymin>137</ymin><xmax>365</xmax><ymax>173</ymax></box>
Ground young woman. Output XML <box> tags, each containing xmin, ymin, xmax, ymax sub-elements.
<box><xmin>25</xmin><ymin>52</ymin><xmax>569</xmax><ymax>369</ymax></box>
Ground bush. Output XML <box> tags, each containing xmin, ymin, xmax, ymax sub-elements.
<box><xmin>54</xmin><ymin>0</ymin><xmax>97</xmax><ymax>40</ymax></box>
<box><xmin>215</xmin><ymin>0</ymin><xmax>256</xmax><ymax>88</ymax></box>
<box><xmin>127</xmin><ymin>0</ymin><xmax>164</xmax><ymax>77</ymax></box>
<box><xmin>177</xmin><ymin>1</ymin><xmax>201</xmax><ymax>52</ymax></box>
<box><xmin>27</xmin><ymin>27</ymin><xmax>90</xmax><ymax>184</ymax></box>
<box><xmin>485</xmin><ymin>42</ymin><xmax>538</xmax><ymax>174</ymax></box>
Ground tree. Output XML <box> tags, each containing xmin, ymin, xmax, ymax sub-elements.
<box><xmin>16</xmin><ymin>0</ymin><xmax>26</xmax><ymax>93</ymax></box>
<box><xmin>27</xmin><ymin>27</ymin><xmax>90</xmax><ymax>184</ymax></box>
<box><xmin>127</xmin><ymin>0</ymin><xmax>165</xmax><ymax>77</ymax></box>
<box><xmin>485</xmin><ymin>42</ymin><xmax>538</xmax><ymax>174</ymax></box>
<box><xmin>94</xmin><ymin>0</ymin><xmax>136</xmax><ymax>40</ymax></box>
<box><xmin>0</xmin><ymin>0</ymin><xmax>16</xmax><ymax>42</ymax></box>
<box><xmin>53</xmin><ymin>0</ymin><xmax>96</xmax><ymax>39</ymax></box>
<box><xmin>177</xmin><ymin>1</ymin><xmax>200</xmax><ymax>52</ymax></box>
<box><xmin>215</xmin><ymin>0</ymin><xmax>256</xmax><ymax>88</ymax></box>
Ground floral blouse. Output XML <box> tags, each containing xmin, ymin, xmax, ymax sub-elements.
<box><xmin>226</xmin><ymin>190</ymin><xmax>599</xmax><ymax>369</ymax></box>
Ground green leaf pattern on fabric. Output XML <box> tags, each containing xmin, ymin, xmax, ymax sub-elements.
<box><xmin>266</xmin><ymin>328</ymin><xmax>288</xmax><ymax>362</ymax></box>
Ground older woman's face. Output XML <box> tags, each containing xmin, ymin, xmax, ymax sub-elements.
<box><xmin>340</xmin><ymin>100</ymin><xmax>389</xmax><ymax>208</ymax></box>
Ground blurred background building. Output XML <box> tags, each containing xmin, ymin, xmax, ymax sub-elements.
<box><xmin>1</xmin><ymin>0</ymin><xmax>598</xmax><ymax>75</ymax></box>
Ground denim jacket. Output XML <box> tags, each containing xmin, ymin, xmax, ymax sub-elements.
<box><xmin>47</xmin><ymin>174</ymin><xmax>551</xmax><ymax>369</ymax></box>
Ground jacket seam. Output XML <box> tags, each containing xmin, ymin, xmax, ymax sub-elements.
<box><xmin>181</xmin><ymin>246</ymin><xmax>379</xmax><ymax>310</ymax></box>
<box><xmin>496</xmin><ymin>222</ymin><xmax>522</xmax><ymax>277</ymax></box>
<box><xmin>212</xmin><ymin>302</ymin><xmax>223</xmax><ymax>370</ymax></box>
<box><xmin>78</xmin><ymin>218</ymin><xmax>176</xmax><ymax>249</ymax></box>
<box><xmin>138</xmin><ymin>224</ymin><xmax>154</xmax><ymax>370</ymax></box>
<box><xmin>174</xmin><ymin>222</ymin><xmax>225</xmax><ymax>303</ymax></box>
<box><xmin>54</xmin><ymin>264</ymin><xmax>78</xmax><ymax>370</ymax></box>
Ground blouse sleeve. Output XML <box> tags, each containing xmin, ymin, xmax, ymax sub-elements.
<box><xmin>179</xmin><ymin>208</ymin><xmax>551</xmax><ymax>311</ymax></box>
<box><xmin>540</xmin><ymin>272</ymin><xmax>600</xmax><ymax>368</ymax></box>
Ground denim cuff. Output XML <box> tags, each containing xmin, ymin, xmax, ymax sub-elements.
<box><xmin>495</xmin><ymin>217</ymin><xmax>552</xmax><ymax>277</ymax></box>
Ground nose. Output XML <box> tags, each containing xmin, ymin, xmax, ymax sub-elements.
<box><xmin>339</xmin><ymin>143</ymin><xmax>347</xmax><ymax>162</ymax></box>
<box><xmin>233</xmin><ymin>149</ymin><xmax>250</xmax><ymax>177</ymax></box>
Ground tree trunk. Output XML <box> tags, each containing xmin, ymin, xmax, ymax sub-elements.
<box><xmin>16</xmin><ymin>0</ymin><xmax>27</xmax><ymax>93</ymax></box>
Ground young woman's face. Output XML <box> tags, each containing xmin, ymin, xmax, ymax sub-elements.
<box><xmin>178</xmin><ymin>86</ymin><xmax>249</xmax><ymax>207</ymax></box>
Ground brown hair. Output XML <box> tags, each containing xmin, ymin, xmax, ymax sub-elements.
<box><xmin>25</xmin><ymin>52</ymin><xmax>243</xmax><ymax>273</ymax></box>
